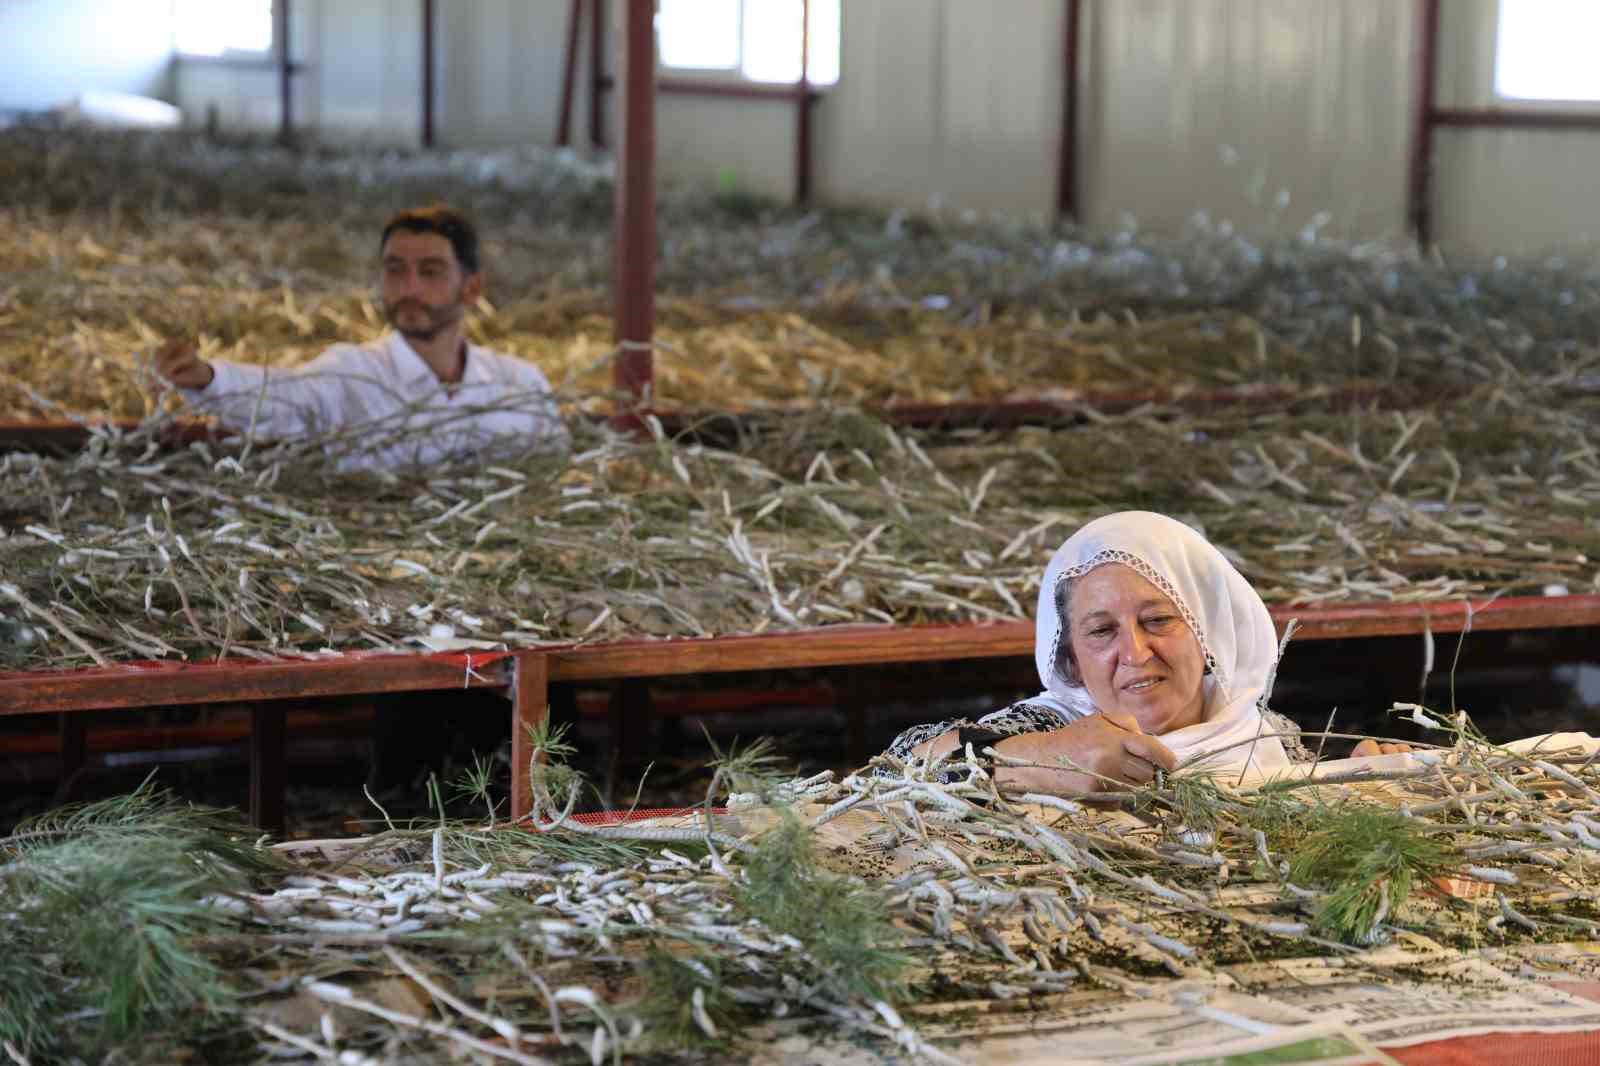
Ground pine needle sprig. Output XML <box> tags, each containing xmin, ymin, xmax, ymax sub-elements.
<box><xmin>733</xmin><ymin>812</ymin><xmax>911</xmax><ymax>1005</ymax></box>
<box><xmin>638</xmin><ymin>946</ymin><xmax>734</xmax><ymax>1048</ymax></box>
<box><xmin>0</xmin><ymin>776</ymin><xmax>276</xmax><ymax>1055</ymax></box>
<box><xmin>3</xmin><ymin>771</ymin><xmax>278</xmax><ymax>879</ymax></box>
<box><xmin>1287</xmin><ymin>804</ymin><xmax>1456</xmax><ymax>945</ymax></box>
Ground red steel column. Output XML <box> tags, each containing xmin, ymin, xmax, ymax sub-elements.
<box><xmin>613</xmin><ymin>0</ymin><xmax>656</xmax><ymax>405</ymax></box>
<box><xmin>57</xmin><ymin>713</ymin><xmax>86</xmax><ymax>801</ymax></box>
<box><xmin>421</xmin><ymin>0</ymin><xmax>436</xmax><ymax>148</ymax></box>
<box><xmin>590</xmin><ymin>0</ymin><xmax>608</xmax><ymax>149</ymax></box>
<box><xmin>249</xmin><ymin>703</ymin><xmax>287</xmax><ymax>834</ymax></box>
<box><xmin>796</xmin><ymin>0</ymin><xmax>813</xmax><ymax>204</ymax></box>
<box><xmin>509</xmin><ymin>651</ymin><xmax>549</xmax><ymax>823</ymax></box>
<box><xmin>1407</xmin><ymin>0</ymin><xmax>1441</xmax><ymax>244</ymax></box>
<box><xmin>277</xmin><ymin>0</ymin><xmax>294</xmax><ymax>146</ymax></box>
<box><xmin>556</xmin><ymin>0</ymin><xmax>583</xmax><ymax>146</ymax></box>
<box><xmin>1056</xmin><ymin>0</ymin><xmax>1082</xmax><ymax>222</ymax></box>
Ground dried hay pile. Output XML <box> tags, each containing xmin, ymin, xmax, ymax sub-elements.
<box><xmin>2</xmin><ymin>127</ymin><xmax>1597</xmax><ymax>421</ymax></box>
<box><xmin>1</xmin><ymin>127</ymin><xmax>1596</xmax><ymax>668</ymax></box>
<box><xmin>1</xmin><ymin>385</ymin><xmax>1596</xmax><ymax>670</ymax></box>
<box><xmin>6</xmin><ymin>719</ymin><xmax>1600</xmax><ymax>1063</ymax></box>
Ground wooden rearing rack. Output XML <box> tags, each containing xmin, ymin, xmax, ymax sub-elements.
<box><xmin>6</xmin><ymin>593</ymin><xmax>1599</xmax><ymax>834</ymax></box>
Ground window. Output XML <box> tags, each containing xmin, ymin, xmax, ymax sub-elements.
<box><xmin>1495</xmin><ymin>0</ymin><xmax>1600</xmax><ymax>102</ymax></box>
<box><xmin>657</xmin><ymin>0</ymin><xmax>840</xmax><ymax>86</ymax></box>
<box><xmin>174</xmin><ymin>0</ymin><xmax>275</xmax><ymax>58</ymax></box>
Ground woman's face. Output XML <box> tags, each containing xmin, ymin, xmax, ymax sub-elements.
<box><xmin>1066</xmin><ymin>563</ymin><xmax>1207</xmax><ymax>734</ymax></box>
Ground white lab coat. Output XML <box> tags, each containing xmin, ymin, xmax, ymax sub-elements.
<box><xmin>181</xmin><ymin>332</ymin><xmax>569</xmax><ymax>470</ymax></box>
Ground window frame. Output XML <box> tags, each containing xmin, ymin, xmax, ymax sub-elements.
<box><xmin>1491</xmin><ymin>0</ymin><xmax>1600</xmax><ymax>108</ymax></box>
<box><xmin>655</xmin><ymin>0</ymin><xmax>839</xmax><ymax>91</ymax></box>
<box><xmin>172</xmin><ymin>0</ymin><xmax>279</xmax><ymax>66</ymax></box>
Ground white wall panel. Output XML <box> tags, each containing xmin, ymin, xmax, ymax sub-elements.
<box><xmin>175</xmin><ymin>0</ymin><xmax>423</xmax><ymax>146</ymax></box>
<box><xmin>308</xmin><ymin>0</ymin><xmax>422</xmax><ymax>144</ymax></box>
<box><xmin>151</xmin><ymin>0</ymin><xmax>1600</xmax><ymax>258</ymax></box>
<box><xmin>1081</xmin><ymin>0</ymin><xmax>1414</xmax><ymax>238</ymax></box>
<box><xmin>0</xmin><ymin>0</ymin><xmax>173</xmax><ymax>112</ymax></box>
<box><xmin>658</xmin><ymin>95</ymin><xmax>795</xmax><ymax>202</ymax></box>
<box><xmin>438</xmin><ymin>0</ymin><xmax>569</xmax><ymax>147</ymax></box>
<box><xmin>1435</xmin><ymin>130</ymin><xmax>1600</xmax><ymax>256</ymax></box>
<box><xmin>812</xmin><ymin>0</ymin><xmax>1059</xmax><ymax>221</ymax></box>
<box><xmin>174</xmin><ymin>0</ymin><xmax>311</xmax><ymax>139</ymax></box>
<box><xmin>1428</xmin><ymin>0</ymin><xmax>1600</xmax><ymax>257</ymax></box>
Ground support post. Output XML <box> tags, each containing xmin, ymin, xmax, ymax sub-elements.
<box><xmin>1407</xmin><ymin>0</ymin><xmax>1441</xmax><ymax>245</ymax></box>
<box><xmin>509</xmin><ymin>651</ymin><xmax>550</xmax><ymax>823</ymax></box>
<box><xmin>795</xmin><ymin>0</ymin><xmax>813</xmax><ymax>204</ymax></box>
<box><xmin>556</xmin><ymin>0</ymin><xmax>584</xmax><ymax>147</ymax></box>
<box><xmin>590</xmin><ymin>0</ymin><xmax>608</xmax><ymax>149</ymax></box>
<box><xmin>250</xmin><ymin>703</ymin><xmax>287</xmax><ymax>835</ymax></box>
<box><xmin>1056</xmin><ymin>0</ymin><xmax>1082</xmax><ymax>223</ymax></box>
<box><xmin>607</xmin><ymin>678</ymin><xmax>652</xmax><ymax>777</ymax></box>
<box><xmin>56</xmin><ymin>713</ymin><xmax>87</xmax><ymax>802</ymax></box>
<box><xmin>613</xmin><ymin>0</ymin><xmax>656</xmax><ymax>407</ymax></box>
<box><xmin>277</xmin><ymin>0</ymin><xmax>293</xmax><ymax>146</ymax></box>
<box><xmin>421</xmin><ymin>0</ymin><xmax>436</xmax><ymax>148</ymax></box>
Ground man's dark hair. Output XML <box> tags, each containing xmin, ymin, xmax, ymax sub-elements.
<box><xmin>380</xmin><ymin>204</ymin><xmax>481</xmax><ymax>274</ymax></box>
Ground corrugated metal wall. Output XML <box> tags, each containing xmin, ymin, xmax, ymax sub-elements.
<box><xmin>1432</xmin><ymin>0</ymin><xmax>1600</xmax><ymax>255</ymax></box>
<box><xmin>813</xmin><ymin>0</ymin><xmax>1063</xmax><ymax>222</ymax></box>
<box><xmin>162</xmin><ymin>0</ymin><xmax>1600</xmax><ymax>258</ymax></box>
<box><xmin>1080</xmin><ymin>0</ymin><xmax>1414</xmax><ymax>238</ymax></box>
<box><xmin>175</xmin><ymin>0</ymin><xmax>423</xmax><ymax>145</ymax></box>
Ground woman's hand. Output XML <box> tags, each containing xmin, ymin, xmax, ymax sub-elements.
<box><xmin>154</xmin><ymin>338</ymin><xmax>215</xmax><ymax>390</ymax></box>
<box><xmin>1350</xmin><ymin>739</ymin><xmax>1413</xmax><ymax>758</ymax></box>
<box><xmin>991</xmin><ymin>711</ymin><xmax>1177</xmax><ymax>796</ymax></box>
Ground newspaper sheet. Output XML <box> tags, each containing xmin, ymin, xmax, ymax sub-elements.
<box><xmin>1222</xmin><ymin>945</ymin><xmax>1600</xmax><ymax>1048</ymax></box>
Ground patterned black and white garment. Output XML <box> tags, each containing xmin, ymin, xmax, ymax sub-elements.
<box><xmin>881</xmin><ymin>700</ymin><xmax>1314</xmax><ymax>767</ymax></box>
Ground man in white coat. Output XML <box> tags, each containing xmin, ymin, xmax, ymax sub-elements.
<box><xmin>155</xmin><ymin>203</ymin><xmax>567</xmax><ymax>468</ymax></box>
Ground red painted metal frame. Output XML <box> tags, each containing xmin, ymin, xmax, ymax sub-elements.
<box><xmin>1407</xmin><ymin>0</ymin><xmax>1441</xmax><ymax>244</ymax></box>
<box><xmin>1056</xmin><ymin>0</ymin><xmax>1083</xmax><ymax>223</ymax></box>
<box><xmin>0</xmin><ymin>648</ymin><xmax>545</xmax><ymax>828</ymax></box>
<box><xmin>0</xmin><ymin>650</ymin><xmax>515</xmax><ymax>716</ymax></box>
<box><xmin>421</xmin><ymin>0</ymin><xmax>436</xmax><ymax>148</ymax></box>
<box><xmin>542</xmin><ymin>594</ymin><xmax>1600</xmax><ymax>685</ymax></box>
<box><xmin>555</xmin><ymin>0</ymin><xmax>584</xmax><ymax>147</ymax></box>
<box><xmin>797</xmin><ymin>0</ymin><xmax>813</xmax><ymax>205</ymax></box>
<box><xmin>1432</xmin><ymin>109</ymin><xmax>1600</xmax><ymax>131</ymax></box>
<box><xmin>0</xmin><ymin>378</ymin><xmax>1472</xmax><ymax>455</ymax></box>
<box><xmin>599</xmin><ymin>76</ymin><xmax>816</xmax><ymax>103</ymax></box>
<box><xmin>1408</xmin><ymin>0</ymin><xmax>1600</xmax><ymax>244</ymax></box>
<box><xmin>590</xmin><ymin>0</ymin><xmax>607</xmax><ymax>149</ymax></box>
<box><xmin>613</xmin><ymin>0</ymin><xmax>656</xmax><ymax>406</ymax></box>
<box><xmin>4</xmin><ymin>598</ymin><xmax>1597</xmax><ymax>826</ymax></box>
<box><xmin>277</xmin><ymin>0</ymin><xmax>294</xmax><ymax>146</ymax></box>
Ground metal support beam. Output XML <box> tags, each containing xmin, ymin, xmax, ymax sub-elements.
<box><xmin>508</xmin><ymin>651</ymin><xmax>549</xmax><ymax>823</ymax></box>
<box><xmin>421</xmin><ymin>0</ymin><xmax>436</xmax><ymax>148</ymax></box>
<box><xmin>796</xmin><ymin>0</ymin><xmax>813</xmax><ymax>204</ymax></box>
<box><xmin>56</xmin><ymin>714</ymin><xmax>86</xmax><ymax>802</ymax></box>
<box><xmin>590</xmin><ymin>0</ymin><xmax>608</xmax><ymax>149</ymax></box>
<box><xmin>1432</xmin><ymin>108</ymin><xmax>1600</xmax><ymax>131</ymax></box>
<box><xmin>1406</xmin><ymin>0</ymin><xmax>1441</xmax><ymax>244</ymax></box>
<box><xmin>250</xmin><ymin>703</ymin><xmax>287</xmax><ymax>834</ymax></box>
<box><xmin>556</xmin><ymin>0</ymin><xmax>584</xmax><ymax>147</ymax></box>
<box><xmin>613</xmin><ymin>0</ymin><xmax>656</xmax><ymax>407</ymax></box>
<box><xmin>1056</xmin><ymin>0</ymin><xmax>1083</xmax><ymax>223</ymax></box>
<box><xmin>277</xmin><ymin>0</ymin><xmax>294</xmax><ymax>146</ymax></box>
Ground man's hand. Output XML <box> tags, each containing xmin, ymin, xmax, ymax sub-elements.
<box><xmin>1350</xmin><ymin>739</ymin><xmax>1414</xmax><ymax>758</ymax></box>
<box><xmin>992</xmin><ymin>711</ymin><xmax>1178</xmax><ymax>796</ymax></box>
<box><xmin>154</xmin><ymin>339</ymin><xmax>215</xmax><ymax>390</ymax></box>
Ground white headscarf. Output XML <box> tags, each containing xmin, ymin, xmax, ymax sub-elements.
<box><xmin>1027</xmin><ymin>511</ymin><xmax>1290</xmax><ymax>775</ymax></box>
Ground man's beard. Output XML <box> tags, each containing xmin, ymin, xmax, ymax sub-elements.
<box><xmin>385</xmin><ymin>295</ymin><xmax>465</xmax><ymax>341</ymax></box>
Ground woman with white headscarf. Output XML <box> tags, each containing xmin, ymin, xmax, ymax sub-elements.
<box><xmin>883</xmin><ymin>511</ymin><xmax>1324</xmax><ymax>793</ymax></box>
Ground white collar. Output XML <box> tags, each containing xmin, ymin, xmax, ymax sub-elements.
<box><xmin>386</xmin><ymin>331</ymin><xmax>476</xmax><ymax>387</ymax></box>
